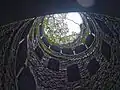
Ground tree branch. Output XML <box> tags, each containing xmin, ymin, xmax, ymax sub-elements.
<box><xmin>66</xmin><ymin>18</ymin><xmax>80</xmax><ymax>26</ymax></box>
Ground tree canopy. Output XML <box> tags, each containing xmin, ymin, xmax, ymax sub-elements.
<box><xmin>42</xmin><ymin>12</ymin><xmax>83</xmax><ymax>45</ymax></box>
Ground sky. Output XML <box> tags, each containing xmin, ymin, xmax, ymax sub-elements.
<box><xmin>65</xmin><ymin>12</ymin><xmax>83</xmax><ymax>35</ymax></box>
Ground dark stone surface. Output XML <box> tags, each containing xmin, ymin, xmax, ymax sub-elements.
<box><xmin>74</xmin><ymin>87</ymin><xmax>87</xmax><ymax>90</ymax></box>
<box><xmin>42</xmin><ymin>37</ymin><xmax>50</xmax><ymax>47</ymax></box>
<box><xmin>62</xmin><ymin>48</ymin><xmax>73</xmax><ymax>55</ymax></box>
<box><xmin>0</xmin><ymin>32</ymin><xmax>11</xmax><ymax>50</ymax></box>
<box><xmin>85</xmin><ymin>34</ymin><xmax>94</xmax><ymax>47</ymax></box>
<box><xmin>67</xmin><ymin>64</ymin><xmax>80</xmax><ymax>82</ymax></box>
<box><xmin>17</xmin><ymin>67</ymin><xmax>36</xmax><ymax>90</ymax></box>
<box><xmin>101</xmin><ymin>40</ymin><xmax>111</xmax><ymax>61</ymax></box>
<box><xmin>75</xmin><ymin>45</ymin><xmax>86</xmax><ymax>54</ymax></box>
<box><xmin>87</xmin><ymin>19</ymin><xmax>95</xmax><ymax>34</ymax></box>
<box><xmin>50</xmin><ymin>45</ymin><xmax>60</xmax><ymax>52</ymax></box>
<box><xmin>39</xmin><ymin>25</ymin><xmax>44</xmax><ymax>36</ymax></box>
<box><xmin>35</xmin><ymin>46</ymin><xmax>44</xmax><ymax>60</ymax></box>
<box><xmin>87</xmin><ymin>58</ymin><xmax>100</xmax><ymax>75</ymax></box>
<box><xmin>47</xmin><ymin>58</ymin><xmax>59</xmax><ymax>71</ymax></box>
<box><xmin>16</xmin><ymin>38</ymin><xmax>27</xmax><ymax>75</ymax></box>
<box><xmin>21</xmin><ymin>19</ymin><xmax>34</xmax><ymax>39</ymax></box>
<box><xmin>95</xmin><ymin>19</ymin><xmax>114</xmax><ymax>38</ymax></box>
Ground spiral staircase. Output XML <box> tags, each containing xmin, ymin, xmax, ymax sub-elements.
<box><xmin>1</xmin><ymin>12</ymin><xmax>120</xmax><ymax>90</ymax></box>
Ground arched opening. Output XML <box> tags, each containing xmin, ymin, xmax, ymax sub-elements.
<box><xmin>42</xmin><ymin>12</ymin><xmax>89</xmax><ymax>45</ymax></box>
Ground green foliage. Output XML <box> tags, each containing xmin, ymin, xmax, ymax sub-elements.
<box><xmin>42</xmin><ymin>13</ymin><xmax>80</xmax><ymax>45</ymax></box>
<box><xmin>29</xmin><ymin>13</ymin><xmax>90</xmax><ymax>46</ymax></box>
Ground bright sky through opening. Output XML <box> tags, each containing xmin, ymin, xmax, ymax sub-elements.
<box><xmin>65</xmin><ymin>12</ymin><xmax>83</xmax><ymax>35</ymax></box>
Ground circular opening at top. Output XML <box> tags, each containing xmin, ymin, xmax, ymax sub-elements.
<box><xmin>42</xmin><ymin>12</ymin><xmax>83</xmax><ymax>45</ymax></box>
